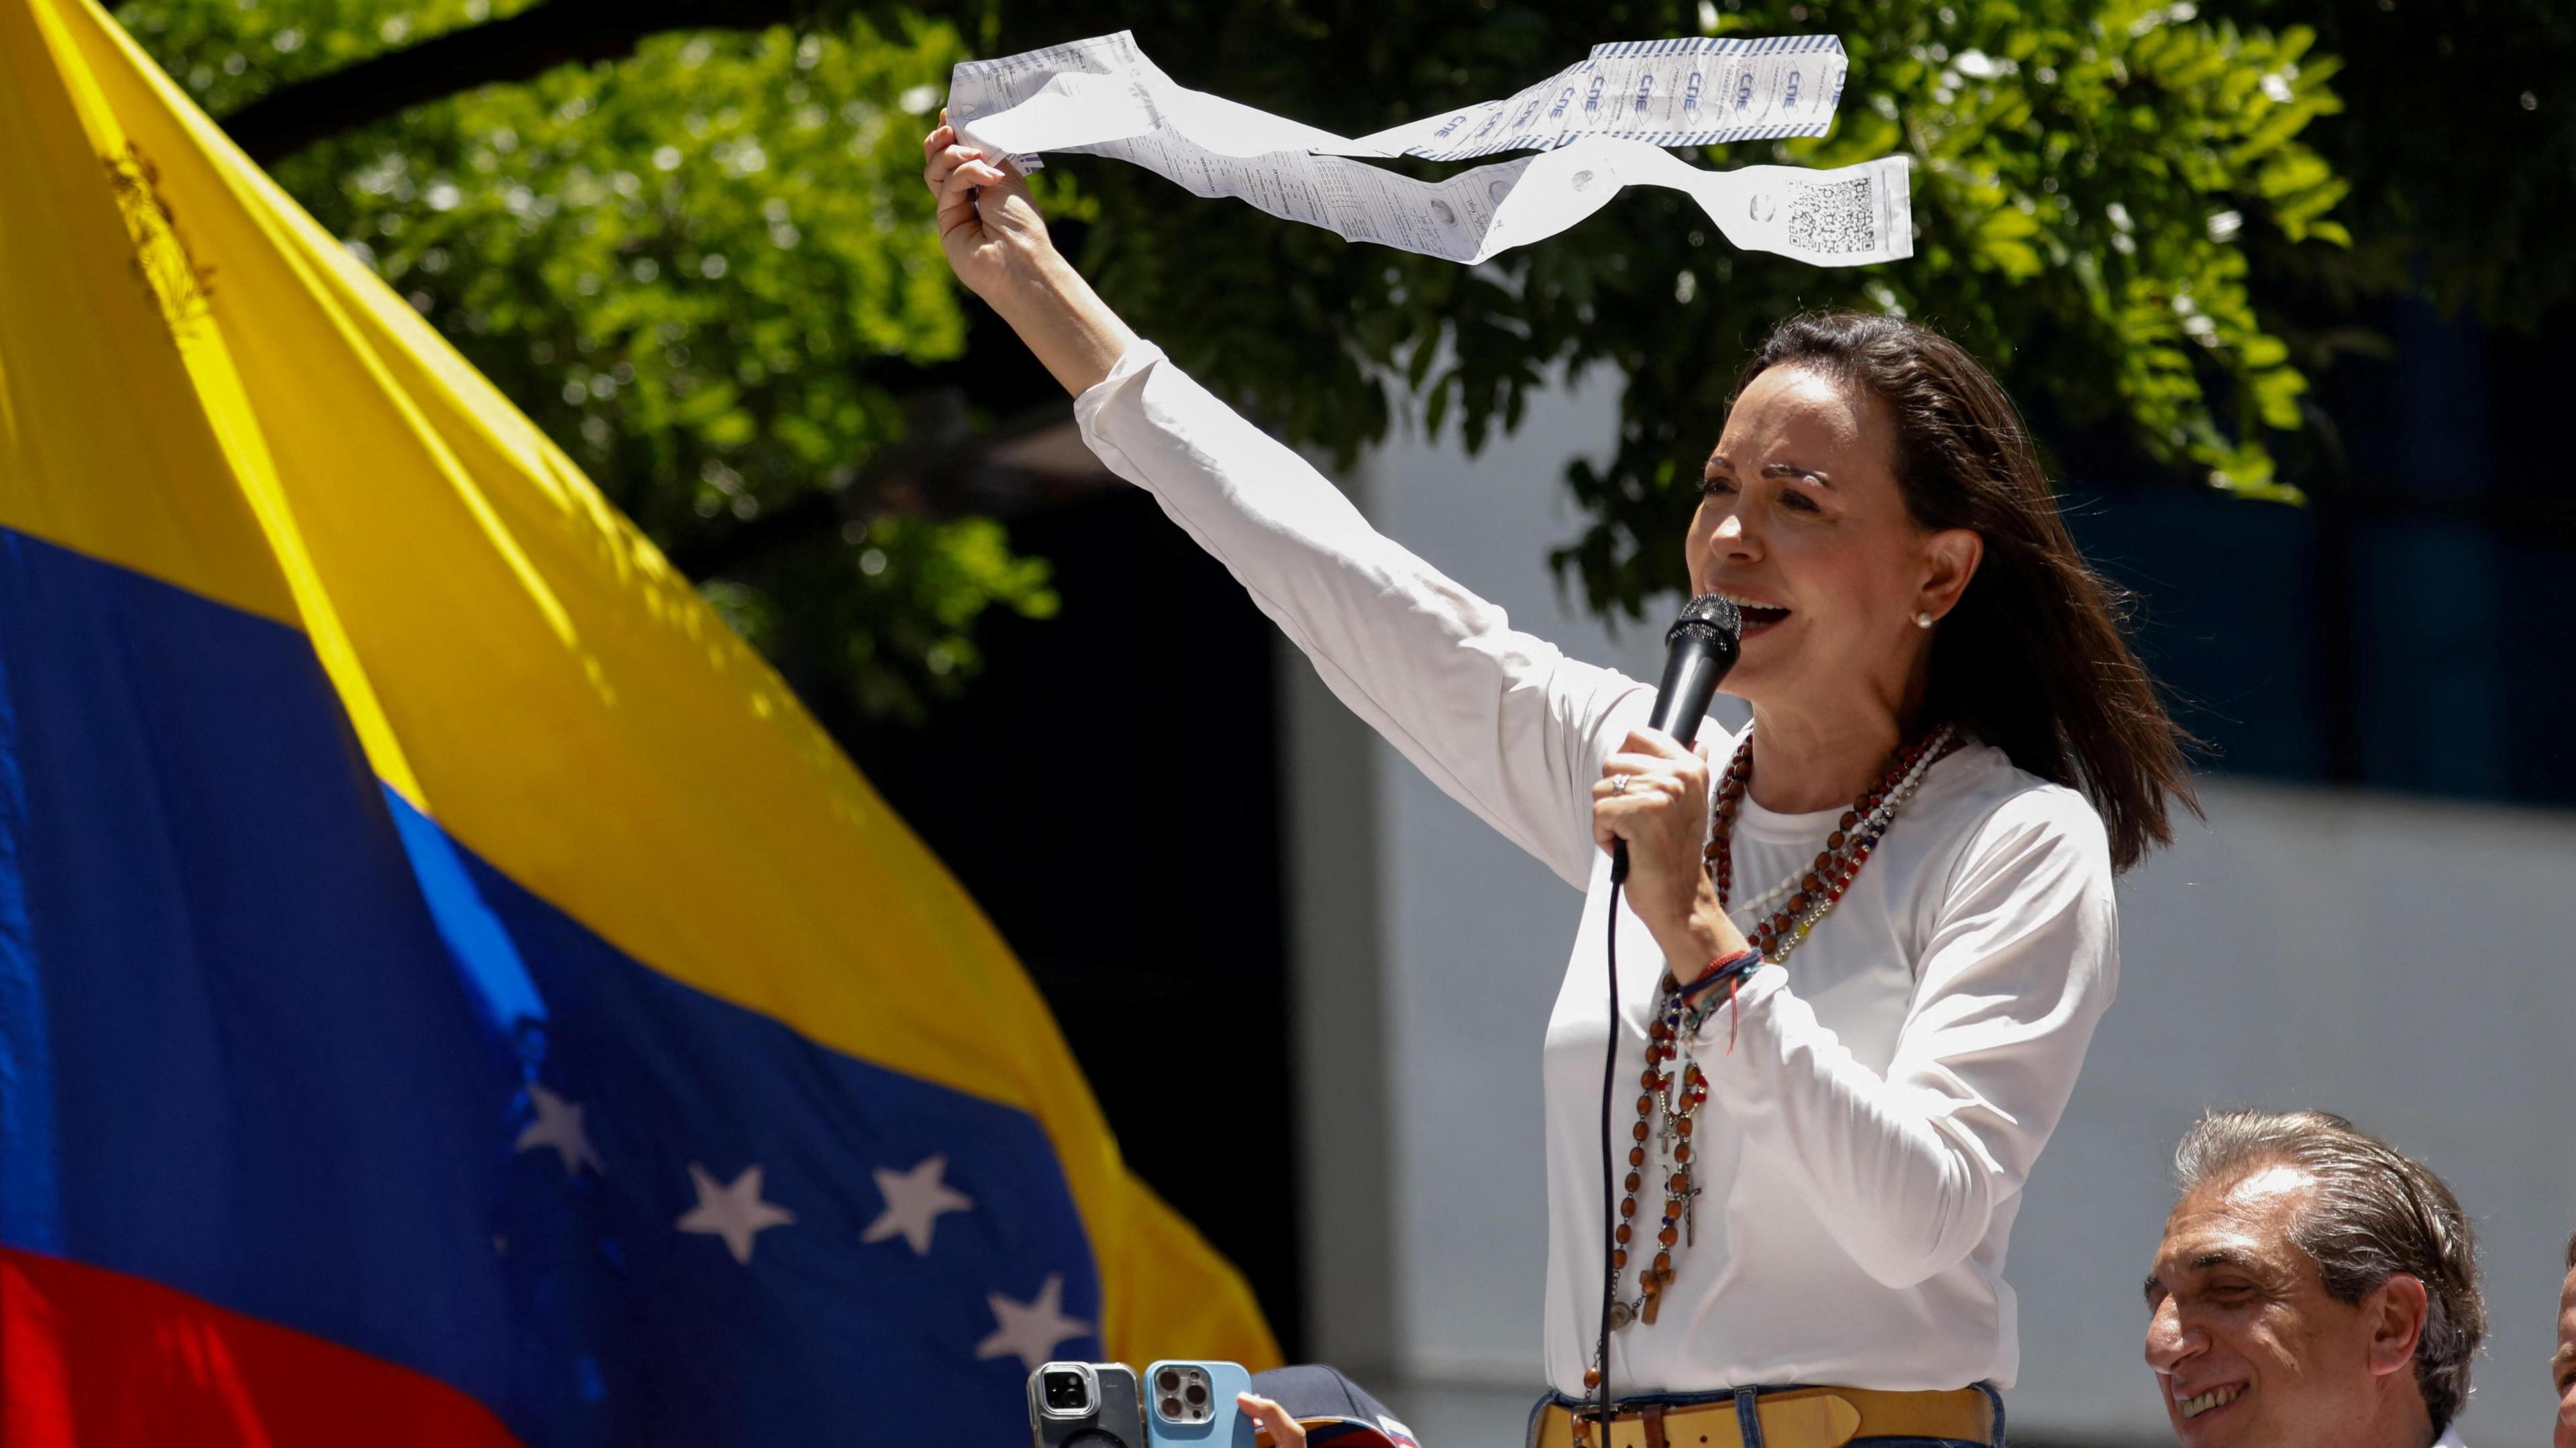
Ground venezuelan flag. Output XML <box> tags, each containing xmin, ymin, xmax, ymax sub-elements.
<box><xmin>0</xmin><ymin>0</ymin><xmax>1277</xmax><ymax>1440</ymax></box>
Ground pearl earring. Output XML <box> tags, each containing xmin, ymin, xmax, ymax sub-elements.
<box><xmin>1915</xmin><ymin>612</ymin><xmax>1935</xmax><ymax>630</ymax></box>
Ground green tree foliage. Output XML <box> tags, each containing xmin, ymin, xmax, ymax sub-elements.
<box><xmin>2189</xmin><ymin>0</ymin><xmax>2576</xmax><ymax>497</ymax></box>
<box><xmin>123</xmin><ymin>0</ymin><xmax>2355</xmax><ymax>677</ymax></box>
<box><xmin>120</xmin><ymin>0</ymin><xmax>1058</xmax><ymax>722</ymax></box>
<box><xmin>983</xmin><ymin>0</ymin><xmax>2347</xmax><ymax>618</ymax></box>
<box><xmin>2208</xmin><ymin>0</ymin><xmax>2576</xmax><ymax>328</ymax></box>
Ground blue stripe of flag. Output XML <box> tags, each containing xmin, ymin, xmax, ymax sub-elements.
<box><xmin>0</xmin><ymin>525</ymin><xmax>1105</xmax><ymax>1445</ymax></box>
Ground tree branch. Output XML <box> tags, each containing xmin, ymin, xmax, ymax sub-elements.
<box><xmin>217</xmin><ymin>0</ymin><xmax>802</xmax><ymax>164</ymax></box>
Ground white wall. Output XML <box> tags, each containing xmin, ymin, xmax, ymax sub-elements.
<box><xmin>1282</xmin><ymin>370</ymin><xmax>2576</xmax><ymax>1445</ymax></box>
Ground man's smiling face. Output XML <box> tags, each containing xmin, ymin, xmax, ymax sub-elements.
<box><xmin>2142</xmin><ymin>1165</ymin><xmax>2418</xmax><ymax>1448</ymax></box>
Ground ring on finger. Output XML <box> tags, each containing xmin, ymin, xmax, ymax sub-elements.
<box><xmin>1611</xmin><ymin>774</ymin><xmax>1631</xmax><ymax>795</ymax></box>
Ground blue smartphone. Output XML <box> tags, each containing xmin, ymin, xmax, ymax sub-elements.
<box><xmin>1142</xmin><ymin>1360</ymin><xmax>1255</xmax><ymax>1448</ymax></box>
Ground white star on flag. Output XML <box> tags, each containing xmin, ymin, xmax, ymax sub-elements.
<box><xmin>514</xmin><ymin>1084</ymin><xmax>604</xmax><ymax>1178</ymax></box>
<box><xmin>861</xmin><ymin>1154</ymin><xmax>974</xmax><ymax>1256</ymax></box>
<box><xmin>675</xmin><ymin>1162</ymin><xmax>796</xmax><ymax>1264</ymax></box>
<box><xmin>975</xmin><ymin>1273</ymin><xmax>1092</xmax><ymax>1374</ymax></box>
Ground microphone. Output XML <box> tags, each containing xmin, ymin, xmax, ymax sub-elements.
<box><xmin>1610</xmin><ymin>596</ymin><xmax>1743</xmax><ymax>885</ymax></box>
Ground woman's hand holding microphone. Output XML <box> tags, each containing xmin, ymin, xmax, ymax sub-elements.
<box><xmin>921</xmin><ymin>116</ymin><xmax>1137</xmax><ymax>396</ymax></box>
<box><xmin>1593</xmin><ymin>728</ymin><xmax>1753</xmax><ymax>984</ymax></box>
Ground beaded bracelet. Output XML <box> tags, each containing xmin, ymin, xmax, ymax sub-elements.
<box><xmin>1670</xmin><ymin>948</ymin><xmax>1764</xmax><ymax>1003</ymax></box>
<box><xmin>1677</xmin><ymin>953</ymin><xmax>1768</xmax><ymax>1041</ymax></box>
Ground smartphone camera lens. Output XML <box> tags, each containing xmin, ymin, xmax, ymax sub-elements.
<box><xmin>1042</xmin><ymin>1370</ymin><xmax>1089</xmax><ymax>1412</ymax></box>
<box><xmin>1158</xmin><ymin>1369</ymin><xmax>1182</xmax><ymax>1392</ymax></box>
<box><xmin>1161</xmin><ymin>1396</ymin><xmax>1184</xmax><ymax>1418</ymax></box>
<box><xmin>1185</xmin><ymin>1382</ymin><xmax>1209</xmax><ymax>1407</ymax></box>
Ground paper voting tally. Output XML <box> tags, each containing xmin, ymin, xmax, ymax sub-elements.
<box><xmin>947</xmin><ymin>31</ymin><xmax>1910</xmax><ymax>268</ymax></box>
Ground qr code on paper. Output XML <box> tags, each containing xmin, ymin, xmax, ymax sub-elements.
<box><xmin>1786</xmin><ymin>176</ymin><xmax>1877</xmax><ymax>254</ymax></box>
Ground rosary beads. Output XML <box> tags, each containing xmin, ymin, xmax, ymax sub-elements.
<box><xmin>1585</xmin><ymin>724</ymin><xmax>1960</xmax><ymax>1382</ymax></box>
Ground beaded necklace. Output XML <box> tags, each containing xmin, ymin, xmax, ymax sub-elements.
<box><xmin>1583</xmin><ymin>724</ymin><xmax>1958</xmax><ymax>1374</ymax></box>
<box><xmin>1706</xmin><ymin>724</ymin><xmax>1957</xmax><ymax>963</ymax></box>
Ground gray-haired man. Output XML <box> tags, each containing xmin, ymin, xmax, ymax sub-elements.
<box><xmin>2141</xmin><ymin>1109</ymin><xmax>2484</xmax><ymax>1448</ymax></box>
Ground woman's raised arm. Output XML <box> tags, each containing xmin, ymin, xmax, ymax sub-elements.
<box><xmin>920</xmin><ymin>123</ymin><xmax>1650</xmax><ymax>887</ymax></box>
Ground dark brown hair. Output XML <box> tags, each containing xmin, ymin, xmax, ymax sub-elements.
<box><xmin>1737</xmin><ymin>311</ymin><xmax>2197</xmax><ymax>872</ymax></box>
<box><xmin>2174</xmin><ymin>1109</ymin><xmax>2485</xmax><ymax>1435</ymax></box>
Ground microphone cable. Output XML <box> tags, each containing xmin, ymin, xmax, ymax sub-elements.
<box><xmin>1593</xmin><ymin>873</ymin><xmax>1624</xmax><ymax>1445</ymax></box>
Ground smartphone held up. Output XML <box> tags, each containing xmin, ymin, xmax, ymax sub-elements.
<box><xmin>1029</xmin><ymin>1359</ymin><xmax>1257</xmax><ymax>1448</ymax></box>
<box><xmin>1030</xmin><ymin>1361</ymin><xmax>1144</xmax><ymax>1448</ymax></box>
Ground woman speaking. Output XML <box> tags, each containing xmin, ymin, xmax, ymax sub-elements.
<box><xmin>925</xmin><ymin>119</ymin><xmax>2192</xmax><ymax>1448</ymax></box>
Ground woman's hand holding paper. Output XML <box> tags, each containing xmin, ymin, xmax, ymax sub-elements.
<box><xmin>921</xmin><ymin>116</ymin><xmax>1137</xmax><ymax>395</ymax></box>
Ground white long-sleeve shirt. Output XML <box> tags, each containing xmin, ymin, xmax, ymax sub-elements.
<box><xmin>1076</xmin><ymin>341</ymin><xmax>2118</xmax><ymax>1395</ymax></box>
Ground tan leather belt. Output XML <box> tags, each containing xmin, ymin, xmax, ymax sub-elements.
<box><xmin>1532</xmin><ymin>1386</ymin><xmax>1995</xmax><ymax>1448</ymax></box>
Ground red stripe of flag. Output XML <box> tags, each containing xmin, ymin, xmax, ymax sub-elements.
<box><xmin>1</xmin><ymin>1247</ymin><xmax>523</xmax><ymax>1447</ymax></box>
